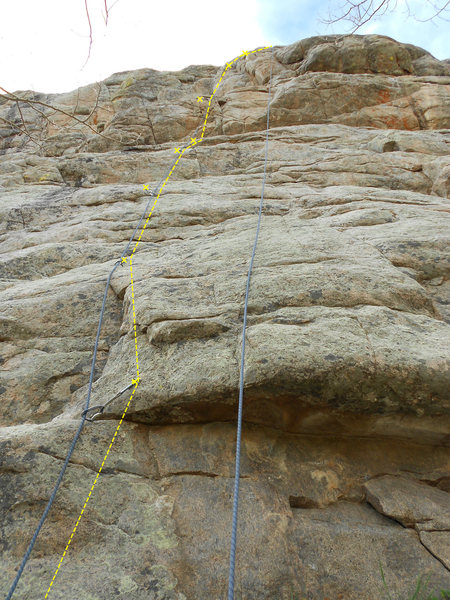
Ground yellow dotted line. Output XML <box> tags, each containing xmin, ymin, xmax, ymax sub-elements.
<box><xmin>44</xmin><ymin>384</ymin><xmax>140</xmax><ymax>599</ymax></box>
<box><xmin>42</xmin><ymin>44</ymin><xmax>271</xmax><ymax>599</ymax></box>
<box><xmin>131</xmin><ymin>45</ymin><xmax>272</xmax><ymax>258</ymax></box>
<box><xmin>129</xmin><ymin>256</ymin><xmax>140</xmax><ymax>379</ymax></box>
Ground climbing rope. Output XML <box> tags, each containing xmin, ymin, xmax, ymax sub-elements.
<box><xmin>5</xmin><ymin>47</ymin><xmax>273</xmax><ymax>599</ymax></box>
<box><xmin>4</xmin><ymin>146</ymin><xmax>192</xmax><ymax>600</ymax></box>
<box><xmin>227</xmin><ymin>46</ymin><xmax>274</xmax><ymax>600</ymax></box>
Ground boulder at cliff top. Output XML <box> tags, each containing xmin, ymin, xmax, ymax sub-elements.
<box><xmin>0</xmin><ymin>34</ymin><xmax>449</xmax><ymax>600</ymax></box>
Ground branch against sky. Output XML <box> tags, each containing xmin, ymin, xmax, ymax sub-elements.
<box><xmin>82</xmin><ymin>0</ymin><xmax>121</xmax><ymax>68</ymax></box>
<box><xmin>0</xmin><ymin>0</ymin><xmax>121</xmax><ymax>147</ymax></box>
<box><xmin>321</xmin><ymin>0</ymin><xmax>450</xmax><ymax>34</ymax></box>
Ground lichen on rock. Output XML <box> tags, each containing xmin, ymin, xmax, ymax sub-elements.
<box><xmin>0</xmin><ymin>34</ymin><xmax>449</xmax><ymax>600</ymax></box>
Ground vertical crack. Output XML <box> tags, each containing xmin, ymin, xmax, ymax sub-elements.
<box><xmin>417</xmin><ymin>531</ymin><xmax>450</xmax><ymax>573</ymax></box>
<box><xmin>409</xmin><ymin>95</ymin><xmax>427</xmax><ymax>130</ymax></box>
<box><xmin>140</xmin><ymin>96</ymin><xmax>158</xmax><ymax>145</ymax></box>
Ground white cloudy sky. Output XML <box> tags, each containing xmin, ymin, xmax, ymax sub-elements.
<box><xmin>1</xmin><ymin>0</ymin><xmax>449</xmax><ymax>94</ymax></box>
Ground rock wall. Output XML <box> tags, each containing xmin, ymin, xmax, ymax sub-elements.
<box><xmin>0</xmin><ymin>35</ymin><xmax>449</xmax><ymax>600</ymax></box>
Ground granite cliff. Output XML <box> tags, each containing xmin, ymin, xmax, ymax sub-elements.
<box><xmin>0</xmin><ymin>34</ymin><xmax>449</xmax><ymax>599</ymax></box>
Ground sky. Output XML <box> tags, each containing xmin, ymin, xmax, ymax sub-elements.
<box><xmin>1</xmin><ymin>0</ymin><xmax>449</xmax><ymax>94</ymax></box>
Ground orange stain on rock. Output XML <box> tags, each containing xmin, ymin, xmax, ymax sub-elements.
<box><xmin>378</xmin><ymin>89</ymin><xmax>391</xmax><ymax>104</ymax></box>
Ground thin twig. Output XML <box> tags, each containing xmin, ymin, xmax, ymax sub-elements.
<box><xmin>73</xmin><ymin>87</ymin><xmax>82</xmax><ymax>120</ymax></box>
<box><xmin>320</xmin><ymin>0</ymin><xmax>450</xmax><ymax>32</ymax></box>
<box><xmin>414</xmin><ymin>0</ymin><xmax>450</xmax><ymax>21</ymax></box>
<box><xmin>82</xmin><ymin>82</ymin><xmax>103</xmax><ymax>125</ymax></box>
<box><xmin>0</xmin><ymin>86</ymin><xmax>115</xmax><ymax>141</ymax></box>
<box><xmin>104</xmin><ymin>0</ymin><xmax>109</xmax><ymax>25</ymax></box>
<box><xmin>349</xmin><ymin>0</ymin><xmax>391</xmax><ymax>33</ymax></box>
<box><xmin>82</xmin><ymin>0</ymin><xmax>93</xmax><ymax>69</ymax></box>
<box><xmin>0</xmin><ymin>115</ymin><xmax>42</xmax><ymax>149</ymax></box>
<box><xmin>15</xmin><ymin>100</ymin><xmax>35</xmax><ymax>144</ymax></box>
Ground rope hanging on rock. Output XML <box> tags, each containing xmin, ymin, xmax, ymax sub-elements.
<box><xmin>227</xmin><ymin>45</ymin><xmax>274</xmax><ymax>600</ymax></box>
<box><xmin>4</xmin><ymin>261</ymin><xmax>121</xmax><ymax>600</ymax></box>
<box><xmin>4</xmin><ymin>151</ymin><xmax>187</xmax><ymax>600</ymax></box>
<box><xmin>5</xmin><ymin>48</ymin><xmax>274</xmax><ymax>600</ymax></box>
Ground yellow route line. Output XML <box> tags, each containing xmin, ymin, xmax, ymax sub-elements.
<box><xmin>44</xmin><ymin>384</ymin><xmax>139</xmax><ymax>599</ymax></box>
<box><xmin>129</xmin><ymin>45</ymin><xmax>271</xmax><ymax>259</ymax></box>
<box><xmin>129</xmin><ymin>256</ymin><xmax>140</xmax><ymax>379</ymax></box>
<box><xmin>42</xmin><ymin>44</ymin><xmax>271</xmax><ymax>599</ymax></box>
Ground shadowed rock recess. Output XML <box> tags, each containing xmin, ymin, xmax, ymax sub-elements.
<box><xmin>0</xmin><ymin>34</ymin><xmax>449</xmax><ymax>600</ymax></box>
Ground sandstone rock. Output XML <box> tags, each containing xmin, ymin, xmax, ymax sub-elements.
<box><xmin>364</xmin><ymin>475</ymin><xmax>450</xmax><ymax>531</ymax></box>
<box><xmin>1</xmin><ymin>34</ymin><xmax>449</xmax><ymax>600</ymax></box>
<box><xmin>364</xmin><ymin>475</ymin><xmax>450</xmax><ymax>572</ymax></box>
<box><xmin>275</xmin><ymin>34</ymin><xmax>450</xmax><ymax>77</ymax></box>
<box><xmin>420</xmin><ymin>532</ymin><xmax>450</xmax><ymax>570</ymax></box>
<box><xmin>414</xmin><ymin>54</ymin><xmax>450</xmax><ymax>77</ymax></box>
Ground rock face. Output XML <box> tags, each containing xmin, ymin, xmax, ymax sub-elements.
<box><xmin>0</xmin><ymin>34</ymin><xmax>449</xmax><ymax>600</ymax></box>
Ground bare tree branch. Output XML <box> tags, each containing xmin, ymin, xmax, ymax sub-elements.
<box><xmin>0</xmin><ymin>114</ymin><xmax>43</xmax><ymax>149</ymax></box>
<box><xmin>321</xmin><ymin>0</ymin><xmax>450</xmax><ymax>33</ymax></box>
<box><xmin>82</xmin><ymin>0</ymin><xmax>93</xmax><ymax>69</ymax></box>
<box><xmin>103</xmin><ymin>0</ymin><xmax>121</xmax><ymax>24</ymax></box>
<box><xmin>14</xmin><ymin>99</ymin><xmax>35</xmax><ymax>144</ymax></box>
<box><xmin>104</xmin><ymin>0</ymin><xmax>110</xmax><ymax>25</ymax></box>
<box><xmin>83</xmin><ymin>0</ymin><xmax>119</xmax><ymax>65</ymax></box>
<box><xmin>414</xmin><ymin>0</ymin><xmax>450</xmax><ymax>22</ymax></box>
<box><xmin>0</xmin><ymin>0</ymin><xmax>120</xmax><ymax>152</ymax></box>
<box><xmin>84</xmin><ymin>83</ymin><xmax>103</xmax><ymax>125</ymax></box>
<box><xmin>321</xmin><ymin>0</ymin><xmax>393</xmax><ymax>33</ymax></box>
<box><xmin>0</xmin><ymin>85</ymin><xmax>116</xmax><ymax>144</ymax></box>
<box><xmin>84</xmin><ymin>0</ymin><xmax>120</xmax><ymax>63</ymax></box>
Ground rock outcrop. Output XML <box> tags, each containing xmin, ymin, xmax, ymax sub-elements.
<box><xmin>0</xmin><ymin>34</ymin><xmax>449</xmax><ymax>600</ymax></box>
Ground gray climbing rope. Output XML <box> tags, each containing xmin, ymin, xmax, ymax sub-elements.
<box><xmin>4</xmin><ymin>142</ymin><xmax>194</xmax><ymax>600</ymax></box>
<box><xmin>4</xmin><ymin>258</ymin><xmax>123</xmax><ymax>600</ymax></box>
<box><xmin>227</xmin><ymin>45</ymin><xmax>274</xmax><ymax>600</ymax></box>
<box><xmin>5</xmin><ymin>50</ymin><xmax>273</xmax><ymax>599</ymax></box>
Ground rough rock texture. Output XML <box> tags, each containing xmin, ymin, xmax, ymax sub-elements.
<box><xmin>0</xmin><ymin>34</ymin><xmax>449</xmax><ymax>600</ymax></box>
